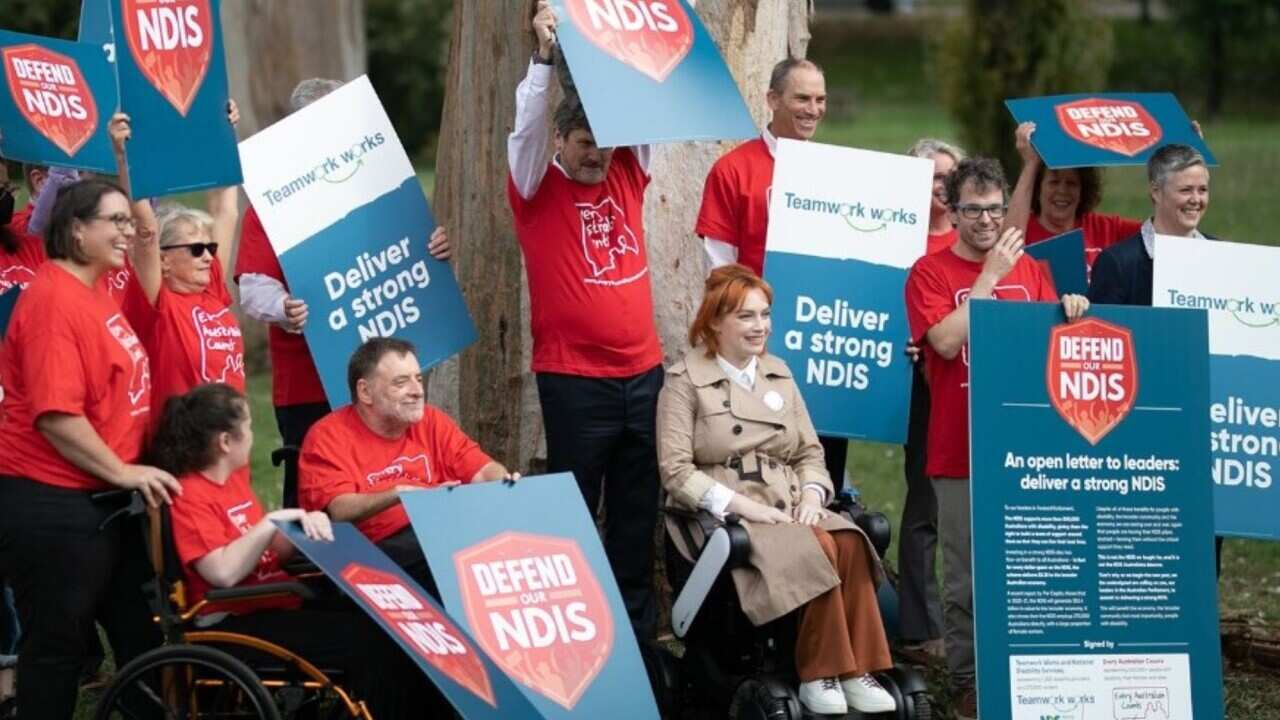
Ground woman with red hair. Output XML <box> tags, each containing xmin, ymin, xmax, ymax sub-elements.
<box><xmin>657</xmin><ymin>264</ymin><xmax>895</xmax><ymax>716</ymax></box>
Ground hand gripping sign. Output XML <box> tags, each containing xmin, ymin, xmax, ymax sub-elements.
<box><xmin>0</xmin><ymin>30</ymin><xmax>117</xmax><ymax>173</ymax></box>
<box><xmin>552</xmin><ymin>0</ymin><xmax>755</xmax><ymax>147</ymax></box>
<box><xmin>403</xmin><ymin>474</ymin><xmax>661</xmax><ymax>719</ymax></box>
<box><xmin>1005</xmin><ymin>92</ymin><xmax>1216</xmax><ymax>169</ymax></box>
<box><xmin>274</xmin><ymin>521</ymin><xmax>547</xmax><ymax>720</ymax></box>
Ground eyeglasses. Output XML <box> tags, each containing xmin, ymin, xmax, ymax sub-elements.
<box><xmin>161</xmin><ymin>242</ymin><xmax>219</xmax><ymax>258</ymax></box>
<box><xmin>955</xmin><ymin>204</ymin><xmax>1007</xmax><ymax>220</ymax></box>
<box><xmin>91</xmin><ymin>213</ymin><xmax>138</xmax><ymax>232</ymax></box>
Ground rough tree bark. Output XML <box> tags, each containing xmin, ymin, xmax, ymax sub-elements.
<box><xmin>433</xmin><ymin>0</ymin><xmax>813</xmax><ymax>471</ymax></box>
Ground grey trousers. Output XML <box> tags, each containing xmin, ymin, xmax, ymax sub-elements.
<box><xmin>898</xmin><ymin>368</ymin><xmax>942</xmax><ymax>642</ymax></box>
<box><xmin>932</xmin><ymin>477</ymin><xmax>975</xmax><ymax>686</ymax></box>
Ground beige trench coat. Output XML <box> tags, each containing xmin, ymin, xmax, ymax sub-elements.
<box><xmin>657</xmin><ymin>348</ymin><xmax>882</xmax><ymax>626</ymax></box>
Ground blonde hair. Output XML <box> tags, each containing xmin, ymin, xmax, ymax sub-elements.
<box><xmin>156</xmin><ymin>204</ymin><xmax>213</xmax><ymax>248</ymax></box>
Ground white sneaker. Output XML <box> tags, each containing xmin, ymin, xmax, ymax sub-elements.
<box><xmin>799</xmin><ymin>677</ymin><xmax>848</xmax><ymax>715</ymax></box>
<box><xmin>841</xmin><ymin>674</ymin><xmax>896</xmax><ymax>713</ymax></box>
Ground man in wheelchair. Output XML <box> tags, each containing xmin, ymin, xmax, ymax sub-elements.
<box><xmin>657</xmin><ymin>265</ymin><xmax>897</xmax><ymax>717</ymax></box>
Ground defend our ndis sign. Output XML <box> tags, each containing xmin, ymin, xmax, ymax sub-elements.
<box><xmin>1006</xmin><ymin>92</ymin><xmax>1216</xmax><ymax>169</ymax></box>
<box><xmin>239</xmin><ymin>76</ymin><xmax>476</xmax><ymax>407</ymax></box>
<box><xmin>1154</xmin><ymin>235</ymin><xmax>1280</xmax><ymax>540</ymax></box>
<box><xmin>403</xmin><ymin>474</ymin><xmax>660</xmax><ymax>720</ymax></box>
<box><xmin>969</xmin><ymin>300</ymin><xmax>1221</xmax><ymax>720</ymax></box>
<box><xmin>763</xmin><ymin>139</ymin><xmax>931</xmax><ymax>443</ymax></box>
<box><xmin>552</xmin><ymin>0</ymin><xmax>755</xmax><ymax>147</ymax></box>
<box><xmin>0</xmin><ymin>30</ymin><xmax>117</xmax><ymax>173</ymax></box>
<box><xmin>109</xmin><ymin>0</ymin><xmax>242</xmax><ymax>197</ymax></box>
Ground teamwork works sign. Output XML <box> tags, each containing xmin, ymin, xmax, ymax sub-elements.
<box><xmin>275</xmin><ymin>522</ymin><xmax>545</xmax><ymax>719</ymax></box>
<box><xmin>1006</xmin><ymin>92</ymin><xmax>1216</xmax><ymax>169</ymax></box>
<box><xmin>969</xmin><ymin>300</ymin><xmax>1221</xmax><ymax>720</ymax></box>
<box><xmin>1025</xmin><ymin>229</ymin><xmax>1085</xmax><ymax>297</ymax></box>
<box><xmin>0</xmin><ymin>30</ymin><xmax>116</xmax><ymax>173</ymax></box>
<box><xmin>403</xmin><ymin>474</ymin><xmax>659</xmax><ymax>719</ymax></box>
<box><xmin>1154</xmin><ymin>235</ymin><xmax>1280</xmax><ymax>540</ymax></box>
<box><xmin>109</xmin><ymin>0</ymin><xmax>242</xmax><ymax>197</ymax></box>
<box><xmin>552</xmin><ymin>0</ymin><xmax>755</xmax><ymax>146</ymax></box>
<box><xmin>762</xmin><ymin>139</ymin><xmax>931</xmax><ymax>443</ymax></box>
<box><xmin>239</xmin><ymin>76</ymin><xmax>476</xmax><ymax>406</ymax></box>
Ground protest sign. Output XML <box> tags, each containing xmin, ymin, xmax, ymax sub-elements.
<box><xmin>79</xmin><ymin>0</ymin><xmax>115</xmax><ymax>45</ymax></box>
<box><xmin>403</xmin><ymin>474</ymin><xmax>660</xmax><ymax>719</ymax></box>
<box><xmin>239</xmin><ymin>75</ymin><xmax>476</xmax><ymax>406</ymax></box>
<box><xmin>275</xmin><ymin>521</ymin><xmax>546</xmax><ymax>719</ymax></box>
<box><xmin>1006</xmin><ymin>92</ymin><xmax>1215</xmax><ymax>169</ymax></box>
<box><xmin>109</xmin><ymin>0</ymin><xmax>241</xmax><ymax>197</ymax></box>
<box><xmin>1025</xmin><ymin>229</ymin><xmax>1086</xmax><ymax>297</ymax></box>
<box><xmin>0</xmin><ymin>287</ymin><xmax>19</xmax><ymax>337</ymax></box>
<box><xmin>1154</xmin><ymin>235</ymin><xmax>1280</xmax><ymax>540</ymax></box>
<box><xmin>0</xmin><ymin>30</ymin><xmax>117</xmax><ymax>173</ymax></box>
<box><xmin>762</xmin><ymin>138</ymin><xmax>931</xmax><ymax>442</ymax></box>
<box><xmin>969</xmin><ymin>300</ymin><xmax>1222</xmax><ymax>720</ymax></box>
<box><xmin>552</xmin><ymin>0</ymin><xmax>755</xmax><ymax>147</ymax></box>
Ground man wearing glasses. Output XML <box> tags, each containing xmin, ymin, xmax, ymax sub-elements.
<box><xmin>904</xmin><ymin>157</ymin><xmax>1089</xmax><ymax>720</ymax></box>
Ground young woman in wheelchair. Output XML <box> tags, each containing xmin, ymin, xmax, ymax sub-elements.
<box><xmin>148</xmin><ymin>382</ymin><xmax>427</xmax><ymax>718</ymax></box>
<box><xmin>657</xmin><ymin>264</ymin><xmax>896</xmax><ymax>716</ymax></box>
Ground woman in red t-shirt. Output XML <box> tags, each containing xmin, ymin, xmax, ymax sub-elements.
<box><xmin>149</xmin><ymin>383</ymin><xmax>426</xmax><ymax>717</ymax></box>
<box><xmin>0</xmin><ymin>178</ymin><xmax>182</xmax><ymax>718</ymax></box>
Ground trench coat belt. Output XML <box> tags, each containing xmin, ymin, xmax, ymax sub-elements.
<box><xmin>724</xmin><ymin>450</ymin><xmax>786</xmax><ymax>483</ymax></box>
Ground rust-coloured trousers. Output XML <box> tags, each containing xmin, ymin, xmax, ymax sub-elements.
<box><xmin>795</xmin><ymin>527</ymin><xmax>894</xmax><ymax>681</ymax></box>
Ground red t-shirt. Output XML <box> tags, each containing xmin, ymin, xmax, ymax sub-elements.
<box><xmin>298</xmin><ymin>405</ymin><xmax>493</xmax><ymax>542</ymax></box>
<box><xmin>695</xmin><ymin>137</ymin><xmax>774</xmax><ymax>276</ymax></box>
<box><xmin>233</xmin><ymin>206</ymin><xmax>327</xmax><ymax>406</ymax></box>
<box><xmin>926</xmin><ymin>228</ymin><xmax>958</xmax><ymax>256</ymax></box>
<box><xmin>905</xmin><ymin>249</ymin><xmax>1057</xmax><ymax>479</ymax></box>
<box><xmin>170</xmin><ymin>467</ymin><xmax>301</xmax><ymax>615</ymax></box>
<box><xmin>0</xmin><ymin>263</ymin><xmax>151</xmax><ymax>490</ymax></box>
<box><xmin>124</xmin><ymin>262</ymin><xmax>245</xmax><ymax>419</ymax></box>
<box><xmin>1025</xmin><ymin>212</ymin><xmax>1142</xmax><ymax>277</ymax></box>
<box><xmin>1</xmin><ymin>207</ymin><xmax>47</xmax><ymax>293</ymax></box>
<box><xmin>507</xmin><ymin>148</ymin><xmax>663</xmax><ymax>377</ymax></box>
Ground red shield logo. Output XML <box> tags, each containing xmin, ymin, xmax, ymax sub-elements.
<box><xmin>2</xmin><ymin>44</ymin><xmax>99</xmax><ymax>158</ymax></box>
<box><xmin>341</xmin><ymin>563</ymin><xmax>496</xmax><ymax>707</ymax></box>
<box><xmin>455</xmin><ymin>531</ymin><xmax>614</xmax><ymax>709</ymax></box>
<box><xmin>1046</xmin><ymin>317</ymin><xmax>1137</xmax><ymax>445</ymax></box>
<box><xmin>564</xmin><ymin>0</ymin><xmax>694</xmax><ymax>83</ymax></box>
<box><xmin>1055</xmin><ymin>97</ymin><xmax>1163</xmax><ymax>157</ymax></box>
<box><xmin>119</xmin><ymin>0</ymin><xmax>214</xmax><ymax>116</ymax></box>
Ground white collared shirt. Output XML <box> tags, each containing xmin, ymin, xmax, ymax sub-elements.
<box><xmin>716</xmin><ymin>354</ymin><xmax>758</xmax><ymax>391</ymax></box>
<box><xmin>1141</xmin><ymin>217</ymin><xmax>1205</xmax><ymax>258</ymax></box>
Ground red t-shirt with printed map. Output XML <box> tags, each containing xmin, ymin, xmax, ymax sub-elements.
<box><xmin>299</xmin><ymin>405</ymin><xmax>493</xmax><ymax>543</ymax></box>
<box><xmin>695</xmin><ymin>137</ymin><xmax>774</xmax><ymax>276</ymax></box>
<box><xmin>1</xmin><ymin>208</ymin><xmax>47</xmax><ymax>294</ymax></box>
<box><xmin>507</xmin><ymin>148</ymin><xmax>663</xmax><ymax>377</ymax></box>
<box><xmin>905</xmin><ymin>249</ymin><xmax>1058</xmax><ymax>479</ymax></box>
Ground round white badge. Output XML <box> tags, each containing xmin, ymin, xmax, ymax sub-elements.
<box><xmin>763</xmin><ymin>390</ymin><xmax>785</xmax><ymax>412</ymax></box>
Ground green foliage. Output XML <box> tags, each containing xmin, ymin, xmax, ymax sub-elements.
<box><xmin>930</xmin><ymin>0</ymin><xmax>1114</xmax><ymax>174</ymax></box>
<box><xmin>366</xmin><ymin>0</ymin><xmax>451</xmax><ymax>164</ymax></box>
<box><xmin>1</xmin><ymin>0</ymin><xmax>80</xmax><ymax>40</ymax></box>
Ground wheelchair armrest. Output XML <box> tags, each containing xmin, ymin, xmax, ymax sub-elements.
<box><xmin>854</xmin><ymin>511</ymin><xmax>892</xmax><ymax>559</ymax></box>
<box><xmin>722</xmin><ymin>515</ymin><xmax>752</xmax><ymax>569</ymax></box>
<box><xmin>205</xmin><ymin>581</ymin><xmax>315</xmax><ymax>604</ymax></box>
<box><xmin>90</xmin><ymin>490</ymin><xmax>148</xmax><ymax>531</ymax></box>
<box><xmin>282</xmin><ymin>556</ymin><xmax>322</xmax><ymax>576</ymax></box>
<box><xmin>270</xmin><ymin>446</ymin><xmax>300</xmax><ymax>468</ymax></box>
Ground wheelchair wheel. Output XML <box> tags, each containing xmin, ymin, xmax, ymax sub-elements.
<box><xmin>94</xmin><ymin>644</ymin><xmax>282</xmax><ymax>720</ymax></box>
<box><xmin>874</xmin><ymin>666</ymin><xmax>933</xmax><ymax>720</ymax></box>
<box><xmin>730</xmin><ymin>677</ymin><xmax>802</xmax><ymax>720</ymax></box>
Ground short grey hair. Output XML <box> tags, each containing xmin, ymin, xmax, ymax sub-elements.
<box><xmin>157</xmin><ymin>204</ymin><xmax>213</xmax><ymax>248</ymax></box>
<box><xmin>768</xmin><ymin>58</ymin><xmax>824</xmax><ymax>95</ymax></box>
<box><xmin>1147</xmin><ymin>143</ymin><xmax>1206</xmax><ymax>190</ymax></box>
<box><xmin>908</xmin><ymin>138</ymin><xmax>966</xmax><ymax>164</ymax></box>
<box><xmin>290</xmin><ymin>78</ymin><xmax>342</xmax><ymax>112</ymax></box>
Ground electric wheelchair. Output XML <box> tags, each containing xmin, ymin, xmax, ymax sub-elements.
<box><xmin>647</xmin><ymin>490</ymin><xmax>933</xmax><ymax>720</ymax></box>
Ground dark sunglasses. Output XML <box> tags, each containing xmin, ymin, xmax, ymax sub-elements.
<box><xmin>161</xmin><ymin>242</ymin><xmax>218</xmax><ymax>258</ymax></box>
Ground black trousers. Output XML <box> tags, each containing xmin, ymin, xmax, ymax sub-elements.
<box><xmin>898</xmin><ymin>366</ymin><xmax>943</xmax><ymax>642</ymax></box>
<box><xmin>378</xmin><ymin>526</ymin><xmax>441</xmax><ymax>601</ymax></box>
<box><xmin>0</xmin><ymin>477</ymin><xmax>161</xmax><ymax>720</ymax></box>
<box><xmin>536</xmin><ymin>366</ymin><xmax>662</xmax><ymax>641</ymax></box>
<box><xmin>274</xmin><ymin>401</ymin><xmax>331</xmax><ymax>508</ymax></box>
<box><xmin>818</xmin><ymin>435</ymin><xmax>849</xmax><ymax>496</ymax></box>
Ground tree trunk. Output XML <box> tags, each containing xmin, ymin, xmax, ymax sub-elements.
<box><xmin>433</xmin><ymin>0</ymin><xmax>813</xmax><ymax>471</ymax></box>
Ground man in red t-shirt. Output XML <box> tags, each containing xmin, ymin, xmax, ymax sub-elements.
<box><xmin>905</xmin><ymin>158</ymin><xmax>1089</xmax><ymax>719</ymax></box>
<box><xmin>299</xmin><ymin>338</ymin><xmax>513</xmax><ymax>593</ymax></box>
<box><xmin>504</xmin><ymin>2</ymin><xmax>664</xmax><ymax>640</ymax></box>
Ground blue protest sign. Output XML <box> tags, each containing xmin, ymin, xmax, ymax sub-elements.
<box><xmin>763</xmin><ymin>139</ymin><xmax>932</xmax><ymax>442</ymax></box>
<box><xmin>79</xmin><ymin>0</ymin><xmax>114</xmax><ymax>45</ymax></box>
<box><xmin>0</xmin><ymin>30</ymin><xmax>117</xmax><ymax>174</ymax></box>
<box><xmin>239</xmin><ymin>76</ymin><xmax>476</xmax><ymax>406</ymax></box>
<box><xmin>0</xmin><ymin>287</ymin><xmax>20</xmax><ymax>337</ymax></box>
<box><xmin>274</xmin><ymin>521</ymin><xmax>546</xmax><ymax>719</ymax></box>
<box><xmin>1006</xmin><ymin>93</ymin><xmax>1215</xmax><ymax>169</ymax></box>
<box><xmin>552</xmin><ymin>0</ymin><xmax>755</xmax><ymax>147</ymax></box>
<box><xmin>969</xmin><ymin>300</ymin><xmax>1222</xmax><ymax>720</ymax></box>
<box><xmin>402</xmin><ymin>474</ymin><xmax>661</xmax><ymax>719</ymax></box>
<box><xmin>1154</xmin><ymin>235</ymin><xmax>1280</xmax><ymax>540</ymax></box>
<box><xmin>108</xmin><ymin>0</ymin><xmax>242</xmax><ymax>197</ymax></box>
<box><xmin>1025</xmin><ymin>229</ymin><xmax>1086</xmax><ymax>296</ymax></box>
